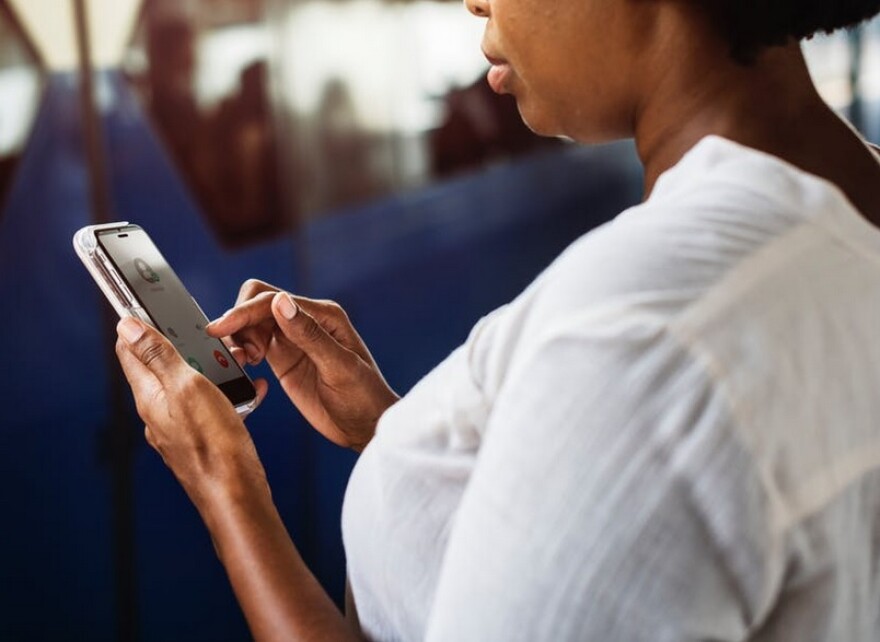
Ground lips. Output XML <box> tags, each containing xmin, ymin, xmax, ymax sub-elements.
<box><xmin>487</xmin><ymin>64</ymin><xmax>511</xmax><ymax>94</ymax></box>
<box><xmin>482</xmin><ymin>48</ymin><xmax>511</xmax><ymax>94</ymax></box>
<box><xmin>482</xmin><ymin>50</ymin><xmax>506</xmax><ymax>67</ymax></box>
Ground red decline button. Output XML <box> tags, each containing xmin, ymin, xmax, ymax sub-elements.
<box><xmin>213</xmin><ymin>350</ymin><xmax>229</xmax><ymax>368</ymax></box>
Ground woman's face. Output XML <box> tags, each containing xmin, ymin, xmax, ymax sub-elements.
<box><xmin>467</xmin><ymin>0</ymin><xmax>657</xmax><ymax>142</ymax></box>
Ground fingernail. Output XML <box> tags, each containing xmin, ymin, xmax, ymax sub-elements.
<box><xmin>278</xmin><ymin>294</ymin><xmax>298</xmax><ymax>320</ymax></box>
<box><xmin>118</xmin><ymin>317</ymin><xmax>145</xmax><ymax>343</ymax></box>
<box><xmin>244</xmin><ymin>342</ymin><xmax>260</xmax><ymax>363</ymax></box>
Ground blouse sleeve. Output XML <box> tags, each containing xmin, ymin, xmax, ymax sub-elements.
<box><xmin>423</xmin><ymin>317</ymin><xmax>773</xmax><ymax>641</ymax></box>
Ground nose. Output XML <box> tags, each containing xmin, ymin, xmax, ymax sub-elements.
<box><xmin>464</xmin><ymin>0</ymin><xmax>490</xmax><ymax>18</ymax></box>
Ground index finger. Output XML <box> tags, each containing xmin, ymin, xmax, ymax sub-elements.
<box><xmin>205</xmin><ymin>290</ymin><xmax>277</xmax><ymax>338</ymax></box>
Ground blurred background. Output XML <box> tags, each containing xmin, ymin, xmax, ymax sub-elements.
<box><xmin>0</xmin><ymin>1</ymin><xmax>877</xmax><ymax>639</ymax></box>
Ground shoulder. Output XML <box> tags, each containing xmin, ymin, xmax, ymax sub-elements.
<box><xmin>471</xmin><ymin>136</ymin><xmax>822</xmax><ymax>391</ymax></box>
<box><xmin>559</xmin><ymin>136</ymin><xmax>817</xmax><ymax>291</ymax></box>
<box><xmin>520</xmin><ymin>176</ymin><xmax>800</xmax><ymax>334</ymax></box>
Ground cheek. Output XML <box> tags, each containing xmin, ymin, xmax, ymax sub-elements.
<box><xmin>499</xmin><ymin>36</ymin><xmax>587</xmax><ymax>134</ymax></box>
<box><xmin>515</xmin><ymin>47</ymin><xmax>639</xmax><ymax>142</ymax></box>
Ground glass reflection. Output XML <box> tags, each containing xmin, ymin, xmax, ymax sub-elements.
<box><xmin>124</xmin><ymin>0</ymin><xmax>284</xmax><ymax>247</ymax></box>
<box><xmin>128</xmin><ymin>0</ymin><xmax>560</xmax><ymax>239</ymax></box>
<box><xmin>271</xmin><ymin>0</ymin><xmax>559</xmax><ymax>218</ymax></box>
<box><xmin>121</xmin><ymin>1</ymin><xmax>880</xmax><ymax>238</ymax></box>
<box><xmin>0</xmin><ymin>3</ymin><xmax>42</xmax><ymax>210</ymax></box>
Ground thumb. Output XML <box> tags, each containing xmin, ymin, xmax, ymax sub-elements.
<box><xmin>117</xmin><ymin>317</ymin><xmax>187</xmax><ymax>382</ymax></box>
<box><xmin>271</xmin><ymin>292</ymin><xmax>353</xmax><ymax>372</ymax></box>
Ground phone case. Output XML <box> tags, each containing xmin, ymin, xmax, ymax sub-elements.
<box><xmin>73</xmin><ymin>223</ymin><xmax>258</xmax><ymax>416</ymax></box>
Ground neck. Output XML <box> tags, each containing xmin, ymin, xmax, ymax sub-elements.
<box><xmin>633</xmin><ymin>38</ymin><xmax>833</xmax><ymax>199</ymax></box>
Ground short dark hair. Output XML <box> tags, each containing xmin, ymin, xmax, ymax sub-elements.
<box><xmin>697</xmin><ymin>1</ymin><xmax>880</xmax><ymax>64</ymax></box>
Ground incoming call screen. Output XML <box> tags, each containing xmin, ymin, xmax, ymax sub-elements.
<box><xmin>98</xmin><ymin>227</ymin><xmax>244</xmax><ymax>387</ymax></box>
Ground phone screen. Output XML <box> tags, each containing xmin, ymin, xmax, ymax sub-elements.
<box><xmin>96</xmin><ymin>225</ymin><xmax>255</xmax><ymax>406</ymax></box>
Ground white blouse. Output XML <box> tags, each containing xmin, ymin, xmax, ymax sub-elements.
<box><xmin>342</xmin><ymin>136</ymin><xmax>880</xmax><ymax>641</ymax></box>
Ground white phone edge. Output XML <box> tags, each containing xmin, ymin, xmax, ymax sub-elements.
<box><xmin>73</xmin><ymin>222</ymin><xmax>258</xmax><ymax>417</ymax></box>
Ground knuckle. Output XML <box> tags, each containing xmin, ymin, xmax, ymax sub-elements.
<box><xmin>178</xmin><ymin>374</ymin><xmax>204</xmax><ymax>397</ymax></box>
<box><xmin>239</xmin><ymin>278</ymin><xmax>270</xmax><ymax>300</ymax></box>
<box><xmin>240</xmin><ymin>278</ymin><xmax>260</xmax><ymax>293</ymax></box>
<box><xmin>237</xmin><ymin>280</ymin><xmax>258</xmax><ymax>301</ymax></box>
<box><xmin>321</xmin><ymin>299</ymin><xmax>348</xmax><ymax>320</ymax></box>
<box><xmin>139</xmin><ymin>341</ymin><xmax>169</xmax><ymax>368</ymax></box>
<box><xmin>134</xmin><ymin>399</ymin><xmax>153</xmax><ymax>424</ymax></box>
<box><xmin>301</xmin><ymin>315</ymin><xmax>325</xmax><ymax>343</ymax></box>
<box><xmin>144</xmin><ymin>426</ymin><xmax>169</xmax><ymax>461</ymax></box>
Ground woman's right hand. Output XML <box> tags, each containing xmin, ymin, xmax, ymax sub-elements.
<box><xmin>206</xmin><ymin>279</ymin><xmax>399</xmax><ymax>451</ymax></box>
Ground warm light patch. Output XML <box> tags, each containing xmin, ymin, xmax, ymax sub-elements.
<box><xmin>8</xmin><ymin>0</ymin><xmax>143</xmax><ymax>71</ymax></box>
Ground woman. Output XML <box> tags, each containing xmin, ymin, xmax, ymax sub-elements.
<box><xmin>115</xmin><ymin>0</ymin><xmax>880</xmax><ymax>639</ymax></box>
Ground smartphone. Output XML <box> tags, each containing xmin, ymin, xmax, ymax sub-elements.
<box><xmin>74</xmin><ymin>222</ymin><xmax>258</xmax><ymax>416</ymax></box>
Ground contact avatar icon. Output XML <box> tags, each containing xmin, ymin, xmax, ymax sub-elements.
<box><xmin>135</xmin><ymin>258</ymin><xmax>160</xmax><ymax>283</ymax></box>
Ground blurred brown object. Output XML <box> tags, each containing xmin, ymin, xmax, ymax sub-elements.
<box><xmin>135</xmin><ymin>5</ymin><xmax>289</xmax><ymax>247</ymax></box>
<box><xmin>145</xmin><ymin>15</ymin><xmax>211</xmax><ymax>206</ymax></box>
<box><xmin>208</xmin><ymin>60</ymin><xmax>285</xmax><ymax>242</ymax></box>
<box><xmin>430</xmin><ymin>75</ymin><xmax>561</xmax><ymax>178</ymax></box>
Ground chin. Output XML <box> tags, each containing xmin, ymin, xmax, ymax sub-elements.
<box><xmin>516</xmin><ymin>102</ymin><xmax>563</xmax><ymax>139</ymax></box>
<box><xmin>516</xmin><ymin>97</ymin><xmax>630</xmax><ymax>144</ymax></box>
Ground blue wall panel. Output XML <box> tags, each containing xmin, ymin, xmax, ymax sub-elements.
<box><xmin>0</xmin><ymin>74</ymin><xmax>117</xmax><ymax>640</ymax></box>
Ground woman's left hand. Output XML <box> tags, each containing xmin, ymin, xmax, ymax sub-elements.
<box><xmin>116</xmin><ymin>317</ymin><xmax>363</xmax><ymax>641</ymax></box>
<box><xmin>115</xmin><ymin>317</ymin><xmax>269</xmax><ymax>505</ymax></box>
